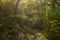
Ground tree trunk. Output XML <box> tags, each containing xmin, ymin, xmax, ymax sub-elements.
<box><xmin>14</xmin><ymin>0</ymin><xmax>20</xmax><ymax>15</ymax></box>
<box><xmin>51</xmin><ymin>0</ymin><xmax>56</xmax><ymax>9</ymax></box>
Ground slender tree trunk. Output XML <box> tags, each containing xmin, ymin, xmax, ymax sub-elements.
<box><xmin>14</xmin><ymin>0</ymin><xmax>20</xmax><ymax>15</ymax></box>
<box><xmin>51</xmin><ymin>0</ymin><xmax>56</xmax><ymax>15</ymax></box>
<box><xmin>51</xmin><ymin>0</ymin><xmax>56</xmax><ymax>9</ymax></box>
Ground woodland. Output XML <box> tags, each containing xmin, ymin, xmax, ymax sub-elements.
<box><xmin>0</xmin><ymin>0</ymin><xmax>60</xmax><ymax>40</ymax></box>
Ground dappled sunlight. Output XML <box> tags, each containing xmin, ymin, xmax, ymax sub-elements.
<box><xmin>0</xmin><ymin>0</ymin><xmax>60</xmax><ymax>40</ymax></box>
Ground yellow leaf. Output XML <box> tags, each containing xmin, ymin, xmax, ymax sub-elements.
<box><xmin>48</xmin><ymin>21</ymin><xmax>54</xmax><ymax>24</ymax></box>
<box><xmin>47</xmin><ymin>2</ymin><xmax>51</xmax><ymax>4</ymax></box>
<box><xmin>31</xmin><ymin>9</ymin><xmax>38</xmax><ymax>13</ymax></box>
<box><xmin>0</xmin><ymin>24</ymin><xmax>3</xmax><ymax>27</ymax></box>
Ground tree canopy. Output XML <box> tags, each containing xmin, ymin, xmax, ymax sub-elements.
<box><xmin>0</xmin><ymin>0</ymin><xmax>60</xmax><ymax>40</ymax></box>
